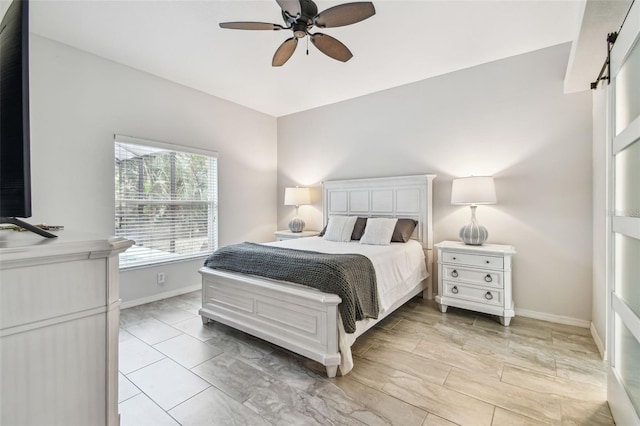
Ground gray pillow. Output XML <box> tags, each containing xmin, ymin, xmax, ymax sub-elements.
<box><xmin>350</xmin><ymin>217</ymin><xmax>368</xmax><ymax>240</ymax></box>
<box><xmin>391</xmin><ymin>219</ymin><xmax>418</xmax><ymax>243</ymax></box>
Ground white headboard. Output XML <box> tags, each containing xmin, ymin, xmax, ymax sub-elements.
<box><xmin>322</xmin><ymin>174</ymin><xmax>436</xmax><ymax>249</ymax></box>
<box><xmin>322</xmin><ymin>174</ymin><xmax>437</xmax><ymax>298</ymax></box>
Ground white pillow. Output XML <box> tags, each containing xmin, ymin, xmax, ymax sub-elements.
<box><xmin>323</xmin><ymin>216</ymin><xmax>358</xmax><ymax>242</ymax></box>
<box><xmin>359</xmin><ymin>218</ymin><xmax>398</xmax><ymax>245</ymax></box>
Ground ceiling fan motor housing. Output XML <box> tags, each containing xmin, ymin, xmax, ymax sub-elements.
<box><xmin>282</xmin><ymin>0</ymin><xmax>318</xmax><ymax>33</ymax></box>
<box><xmin>293</xmin><ymin>23</ymin><xmax>307</xmax><ymax>38</ymax></box>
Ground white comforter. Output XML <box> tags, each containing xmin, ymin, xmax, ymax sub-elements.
<box><xmin>264</xmin><ymin>237</ymin><xmax>428</xmax><ymax>374</ymax></box>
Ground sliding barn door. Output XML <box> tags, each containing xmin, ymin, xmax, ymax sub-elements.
<box><xmin>607</xmin><ymin>2</ymin><xmax>640</xmax><ymax>424</ymax></box>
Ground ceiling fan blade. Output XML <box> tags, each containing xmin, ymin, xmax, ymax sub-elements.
<box><xmin>276</xmin><ymin>0</ymin><xmax>301</xmax><ymax>17</ymax></box>
<box><xmin>314</xmin><ymin>2</ymin><xmax>375</xmax><ymax>28</ymax></box>
<box><xmin>272</xmin><ymin>37</ymin><xmax>298</xmax><ymax>66</ymax></box>
<box><xmin>219</xmin><ymin>22</ymin><xmax>283</xmax><ymax>30</ymax></box>
<box><xmin>310</xmin><ymin>33</ymin><xmax>353</xmax><ymax>62</ymax></box>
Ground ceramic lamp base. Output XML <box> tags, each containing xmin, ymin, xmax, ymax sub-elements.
<box><xmin>288</xmin><ymin>217</ymin><xmax>305</xmax><ymax>233</ymax></box>
<box><xmin>459</xmin><ymin>205</ymin><xmax>488</xmax><ymax>245</ymax></box>
<box><xmin>459</xmin><ymin>223</ymin><xmax>488</xmax><ymax>245</ymax></box>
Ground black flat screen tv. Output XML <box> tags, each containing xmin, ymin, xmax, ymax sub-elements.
<box><xmin>1</xmin><ymin>0</ymin><xmax>55</xmax><ymax>238</ymax></box>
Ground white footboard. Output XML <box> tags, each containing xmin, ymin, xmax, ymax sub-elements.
<box><xmin>198</xmin><ymin>267</ymin><xmax>342</xmax><ymax>377</ymax></box>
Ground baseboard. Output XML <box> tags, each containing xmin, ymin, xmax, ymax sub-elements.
<box><xmin>515</xmin><ymin>308</ymin><xmax>590</xmax><ymax>328</ymax></box>
<box><xmin>590</xmin><ymin>322</ymin><xmax>607</xmax><ymax>360</ymax></box>
<box><xmin>121</xmin><ymin>284</ymin><xmax>201</xmax><ymax>309</ymax></box>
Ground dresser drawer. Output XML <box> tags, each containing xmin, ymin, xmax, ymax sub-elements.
<box><xmin>443</xmin><ymin>281</ymin><xmax>503</xmax><ymax>306</ymax></box>
<box><xmin>441</xmin><ymin>252</ymin><xmax>504</xmax><ymax>269</ymax></box>
<box><xmin>442</xmin><ymin>265</ymin><xmax>503</xmax><ymax>289</ymax></box>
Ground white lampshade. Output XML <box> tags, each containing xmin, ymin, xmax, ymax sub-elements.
<box><xmin>284</xmin><ymin>187</ymin><xmax>311</xmax><ymax>206</ymax></box>
<box><xmin>451</xmin><ymin>176</ymin><xmax>497</xmax><ymax>205</ymax></box>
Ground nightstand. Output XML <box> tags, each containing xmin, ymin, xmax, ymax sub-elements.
<box><xmin>274</xmin><ymin>230</ymin><xmax>320</xmax><ymax>241</ymax></box>
<box><xmin>435</xmin><ymin>241</ymin><xmax>516</xmax><ymax>326</ymax></box>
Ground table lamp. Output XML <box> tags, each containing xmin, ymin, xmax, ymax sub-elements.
<box><xmin>451</xmin><ymin>176</ymin><xmax>496</xmax><ymax>245</ymax></box>
<box><xmin>284</xmin><ymin>187</ymin><xmax>311</xmax><ymax>232</ymax></box>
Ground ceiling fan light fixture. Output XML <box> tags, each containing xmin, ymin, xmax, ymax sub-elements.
<box><xmin>292</xmin><ymin>21</ymin><xmax>308</xmax><ymax>38</ymax></box>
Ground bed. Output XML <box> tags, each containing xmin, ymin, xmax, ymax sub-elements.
<box><xmin>199</xmin><ymin>174</ymin><xmax>436</xmax><ymax>377</ymax></box>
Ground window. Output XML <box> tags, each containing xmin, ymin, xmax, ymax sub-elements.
<box><xmin>114</xmin><ymin>135</ymin><xmax>218</xmax><ymax>269</ymax></box>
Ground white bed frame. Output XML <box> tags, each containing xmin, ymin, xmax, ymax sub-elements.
<box><xmin>199</xmin><ymin>174</ymin><xmax>436</xmax><ymax>377</ymax></box>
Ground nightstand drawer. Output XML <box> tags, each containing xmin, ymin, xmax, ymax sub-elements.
<box><xmin>442</xmin><ymin>265</ymin><xmax>503</xmax><ymax>289</ymax></box>
<box><xmin>441</xmin><ymin>252</ymin><xmax>504</xmax><ymax>269</ymax></box>
<box><xmin>443</xmin><ymin>281</ymin><xmax>503</xmax><ymax>306</ymax></box>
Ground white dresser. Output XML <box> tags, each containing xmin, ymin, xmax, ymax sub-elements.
<box><xmin>435</xmin><ymin>240</ymin><xmax>516</xmax><ymax>326</ymax></box>
<box><xmin>0</xmin><ymin>230</ymin><xmax>132</xmax><ymax>426</ymax></box>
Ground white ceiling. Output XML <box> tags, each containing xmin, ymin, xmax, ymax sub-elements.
<box><xmin>15</xmin><ymin>1</ymin><xmax>589</xmax><ymax>117</ymax></box>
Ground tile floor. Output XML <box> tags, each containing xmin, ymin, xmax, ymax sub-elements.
<box><xmin>118</xmin><ymin>291</ymin><xmax>614</xmax><ymax>425</ymax></box>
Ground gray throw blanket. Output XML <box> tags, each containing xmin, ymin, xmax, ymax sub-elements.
<box><xmin>204</xmin><ymin>242</ymin><xmax>378</xmax><ymax>333</ymax></box>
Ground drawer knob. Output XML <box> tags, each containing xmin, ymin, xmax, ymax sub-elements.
<box><xmin>484</xmin><ymin>274</ymin><xmax>492</xmax><ymax>283</ymax></box>
<box><xmin>451</xmin><ymin>270</ymin><xmax>459</xmax><ymax>278</ymax></box>
<box><xmin>485</xmin><ymin>291</ymin><xmax>493</xmax><ymax>300</ymax></box>
<box><xmin>452</xmin><ymin>257</ymin><xmax>457</xmax><ymax>260</ymax></box>
<box><xmin>452</xmin><ymin>286</ymin><xmax>459</xmax><ymax>294</ymax></box>
<box><xmin>486</xmin><ymin>260</ymin><xmax>490</xmax><ymax>264</ymax></box>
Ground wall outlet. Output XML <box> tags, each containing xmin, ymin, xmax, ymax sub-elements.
<box><xmin>157</xmin><ymin>272</ymin><xmax>165</xmax><ymax>285</ymax></box>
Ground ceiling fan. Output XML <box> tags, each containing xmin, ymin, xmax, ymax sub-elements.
<box><xmin>219</xmin><ymin>0</ymin><xmax>376</xmax><ymax>66</ymax></box>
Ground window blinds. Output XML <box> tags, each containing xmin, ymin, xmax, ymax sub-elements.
<box><xmin>114</xmin><ymin>137</ymin><xmax>218</xmax><ymax>269</ymax></box>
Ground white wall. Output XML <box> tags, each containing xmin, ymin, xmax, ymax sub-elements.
<box><xmin>591</xmin><ymin>87</ymin><xmax>608</xmax><ymax>356</ymax></box>
<box><xmin>278</xmin><ymin>43</ymin><xmax>594</xmax><ymax>325</ymax></box>
<box><xmin>29</xmin><ymin>35</ymin><xmax>278</xmax><ymax>304</ymax></box>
